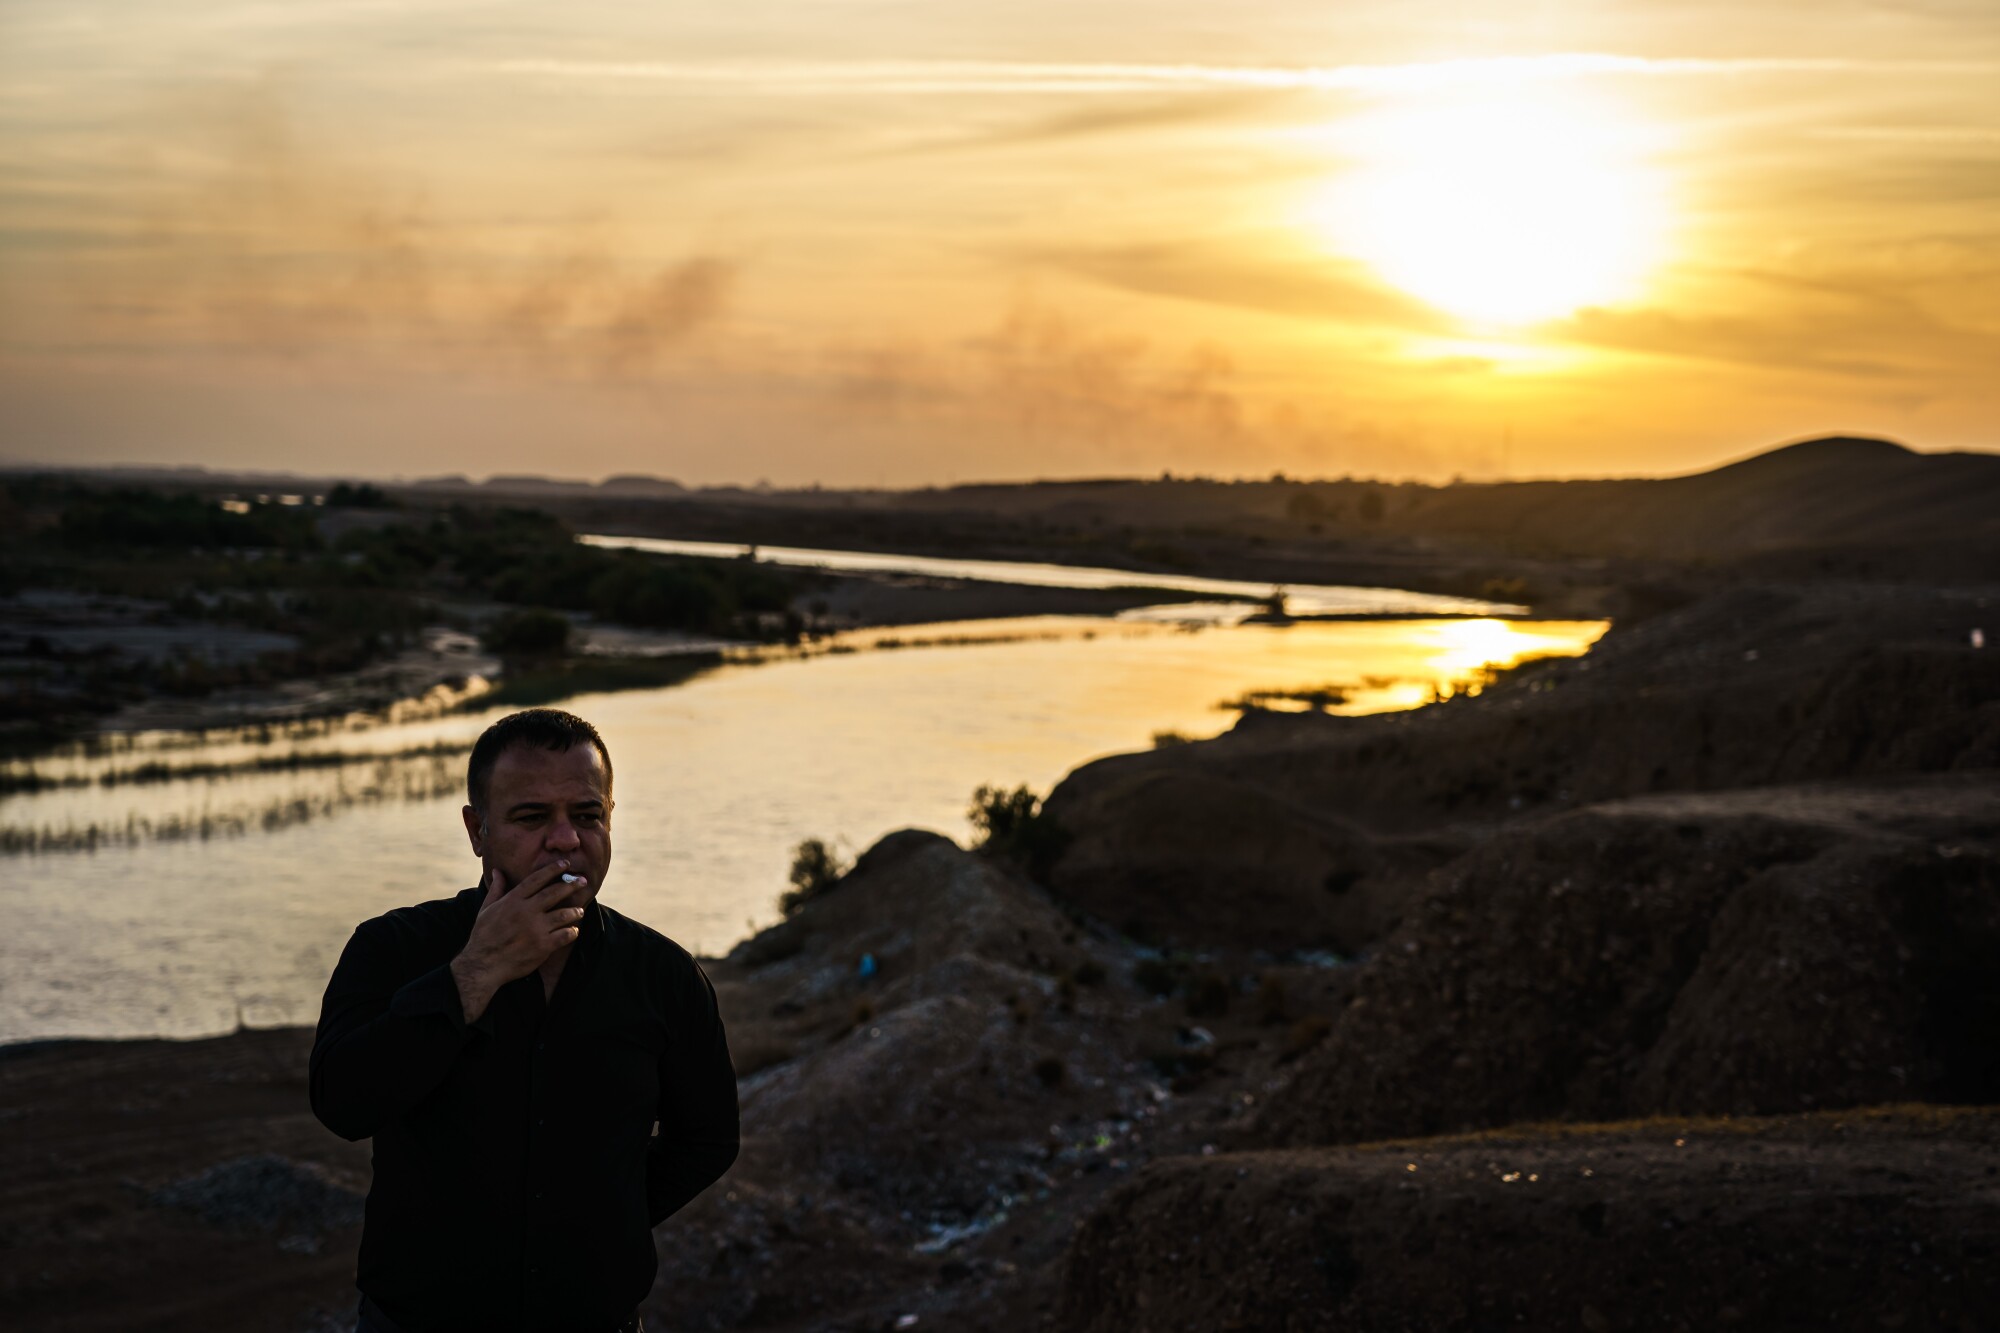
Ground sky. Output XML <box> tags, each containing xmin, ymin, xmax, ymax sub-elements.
<box><xmin>2</xmin><ymin>1</ymin><xmax>1996</xmax><ymax>486</ymax></box>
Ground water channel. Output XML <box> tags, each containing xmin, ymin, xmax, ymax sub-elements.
<box><xmin>0</xmin><ymin>544</ymin><xmax>1604</xmax><ymax>1043</ymax></box>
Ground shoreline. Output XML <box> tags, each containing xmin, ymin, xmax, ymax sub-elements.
<box><xmin>4</xmin><ymin>570</ymin><xmax>1997</xmax><ymax>1330</ymax></box>
<box><xmin>12</xmin><ymin>561</ymin><xmax>1576</xmax><ymax>757</ymax></box>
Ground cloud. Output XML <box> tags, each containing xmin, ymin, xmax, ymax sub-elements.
<box><xmin>489</xmin><ymin>53</ymin><xmax>2000</xmax><ymax>97</ymax></box>
<box><xmin>15</xmin><ymin>81</ymin><xmax>736</xmax><ymax>382</ymax></box>
<box><xmin>1551</xmin><ymin>267</ymin><xmax>2000</xmax><ymax>382</ymax></box>
<box><xmin>864</xmin><ymin>90</ymin><xmax>1299</xmax><ymax>160</ymax></box>
<box><xmin>1810</xmin><ymin>126</ymin><xmax>2000</xmax><ymax>145</ymax></box>
<box><xmin>1029</xmin><ymin>242</ymin><xmax>1450</xmax><ymax>334</ymax></box>
<box><xmin>808</xmin><ymin>300</ymin><xmax>1450</xmax><ymax>480</ymax></box>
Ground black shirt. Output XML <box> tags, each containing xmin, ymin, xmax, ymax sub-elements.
<box><xmin>310</xmin><ymin>887</ymin><xmax>739</xmax><ymax>1333</ymax></box>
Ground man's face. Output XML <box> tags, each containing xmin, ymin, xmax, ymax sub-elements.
<box><xmin>461</xmin><ymin>743</ymin><xmax>613</xmax><ymax>908</ymax></box>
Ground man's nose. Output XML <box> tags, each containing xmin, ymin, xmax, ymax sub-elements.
<box><xmin>546</xmin><ymin>818</ymin><xmax>582</xmax><ymax>851</ymax></box>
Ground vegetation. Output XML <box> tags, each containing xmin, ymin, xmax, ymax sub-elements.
<box><xmin>471</xmin><ymin>654</ymin><xmax>718</xmax><ymax>710</ymax></box>
<box><xmin>1218</xmin><ymin>683</ymin><xmax>1351</xmax><ymax>713</ymax></box>
<box><xmin>325</xmin><ymin>481</ymin><xmax>392</xmax><ymax>508</ymax></box>
<box><xmin>0</xmin><ymin>477</ymin><xmax>815</xmax><ymax>749</ymax></box>
<box><xmin>780</xmin><ymin>837</ymin><xmax>850</xmax><ymax>916</ymax></box>
<box><xmin>968</xmin><ymin>783</ymin><xmax>1071</xmax><ymax>880</ymax></box>
<box><xmin>481</xmin><ymin>608</ymin><xmax>572</xmax><ymax>659</ymax></box>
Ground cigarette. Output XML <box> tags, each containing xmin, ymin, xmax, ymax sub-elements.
<box><xmin>561</xmin><ymin>873</ymin><xmax>581</xmax><ymax>884</ymax></box>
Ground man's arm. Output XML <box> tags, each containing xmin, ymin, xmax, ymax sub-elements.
<box><xmin>310</xmin><ymin>865</ymin><xmax>589</xmax><ymax>1142</ymax></box>
<box><xmin>646</xmin><ymin>960</ymin><xmax>740</xmax><ymax>1226</ymax></box>
<box><xmin>309</xmin><ymin>916</ymin><xmax>495</xmax><ymax>1143</ymax></box>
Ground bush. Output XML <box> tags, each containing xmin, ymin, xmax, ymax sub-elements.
<box><xmin>779</xmin><ymin>837</ymin><xmax>849</xmax><ymax>916</ymax></box>
<box><xmin>968</xmin><ymin>783</ymin><xmax>1071</xmax><ymax>880</ymax></box>
<box><xmin>326</xmin><ymin>482</ymin><xmax>392</xmax><ymax>508</ymax></box>
<box><xmin>481</xmin><ymin>608</ymin><xmax>571</xmax><ymax>658</ymax></box>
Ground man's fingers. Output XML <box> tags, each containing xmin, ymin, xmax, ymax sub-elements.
<box><xmin>521</xmin><ymin>862</ymin><xmax>579</xmax><ymax>900</ymax></box>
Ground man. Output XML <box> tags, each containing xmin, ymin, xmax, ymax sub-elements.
<box><xmin>311</xmin><ymin>709</ymin><xmax>738</xmax><ymax>1333</ymax></box>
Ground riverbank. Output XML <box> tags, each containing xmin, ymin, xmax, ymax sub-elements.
<box><xmin>4</xmin><ymin>567</ymin><xmax>1995</xmax><ymax>1331</ymax></box>
<box><xmin>6</xmin><ymin>438</ymin><xmax>1998</xmax><ymax>1329</ymax></box>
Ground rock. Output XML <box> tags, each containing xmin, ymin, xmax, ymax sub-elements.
<box><xmin>145</xmin><ymin>1154</ymin><xmax>363</xmax><ymax>1237</ymax></box>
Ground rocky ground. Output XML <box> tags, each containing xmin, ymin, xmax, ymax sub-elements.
<box><xmin>5</xmin><ymin>442</ymin><xmax>1999</xmax><ymax>1329</ymax></box>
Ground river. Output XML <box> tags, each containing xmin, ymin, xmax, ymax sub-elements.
<box><xmin>0</xmin><ymin>544</ymin><xmax>1603</xmax><ymax>1043</ymax></box>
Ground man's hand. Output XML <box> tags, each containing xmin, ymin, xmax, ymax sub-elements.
<box><xmin>450</xmin><ymin>862</ymin><xmax>586</xmax><ymax>1022</ymax></box>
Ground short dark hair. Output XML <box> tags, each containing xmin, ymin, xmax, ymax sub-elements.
<box><xmin>466</xmin><ymin>709</ymin><xmax>614</xmax><ymax>814</ymax></box>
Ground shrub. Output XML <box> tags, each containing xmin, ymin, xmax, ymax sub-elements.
<box><xmin>779</xmin><ymin>837</ymin><xmax>849</xmax><ymax>916</ymax></box>
<box><xmin>326</xmin><ymin>482</ymin><xmax>392</xmax><ymax>508</ymax></box>
<box><xmin>481</xmin><ymin>608</ymin><xmax>571</xmax><ymax>658</ymax></box>
<box><xmin>968</xmin><ymin>783</ymin><xmax>1071</xmax><ymax>880</ymax></box>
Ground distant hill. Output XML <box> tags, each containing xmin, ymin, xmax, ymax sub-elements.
<box><xmin>1395</xmin><ymin>436</ymin><xmax>2000</xmax><ymax>561</ymax></box>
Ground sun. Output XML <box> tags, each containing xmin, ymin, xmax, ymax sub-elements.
<box><xmin>1311</xmin><ymin>89</ymin><xmax>1670</xmax><ymax>326</ymax></box>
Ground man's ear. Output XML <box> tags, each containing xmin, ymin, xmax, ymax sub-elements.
<box><xmin>462</xmin><ymin>804</ymin><xmax>485</xmax><ymax>856</ymax></box>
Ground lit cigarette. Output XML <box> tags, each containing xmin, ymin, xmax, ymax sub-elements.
<box><xmin>561</xmin><ymin>873</ymin><xmax>581</xmax><ymax>884</ymax></box>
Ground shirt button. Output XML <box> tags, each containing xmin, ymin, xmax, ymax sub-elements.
<box><xmin>538</xmin><ymin>1118</ymin><xmax>546</xmax><ymax>1126</ymax></box>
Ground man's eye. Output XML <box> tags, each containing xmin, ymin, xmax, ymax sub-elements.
<box><xmin>576</xmin><ymin>813</ymin><xmax>603</xmax><ymax>827</ymax></box>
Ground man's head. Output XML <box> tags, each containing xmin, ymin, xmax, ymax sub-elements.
<box><xmin>462</xmin><ymin>709</ymin><xmax>615</xmax><ymax>903</ymax></box>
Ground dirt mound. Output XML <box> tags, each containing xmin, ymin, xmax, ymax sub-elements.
<box><xmin>1034</xmin><ymin>763</ymin><xmax>1460</xmax><ymax>951</ymax></box>
<box><xmin>722</xmin><ymin>828</ymin><xmax>1086</xmax><ymax>997</ymax></box>
<box><xmin>1043</xmin><ymin>582</ymin><xmax>2000</xmax><ymax>950</ymax></box>
<box><xmin>145</xmin><ymin>1154</ymin><xmax>363</xmax><ymax>1240</ymax></box>
<box><xmin>1247</xmin><ymin>795</ymin><xmax>2000</xmax><ymax>1150</ymax></box>
<box><xmin>716</xmin><ymin>832</ymin><xmax>1115</xmax><ymax>1213</ymax></box>
<box><xmin>1055</xmin><ymin>1106</ymin><xmax>2000</xmax><ymax>1333</ymax></box>
<box><xmin>648</xmin><ymin>831</ymin><xmax>1188</xmax><ymax>1330</ymax></box>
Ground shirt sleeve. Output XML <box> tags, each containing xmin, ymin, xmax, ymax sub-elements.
<box><xmin>309</xmin><ymin>918</ymin><xmax>496</xmax><ymax>1142</ymax></box>
<box><xmin>646</xmin><ymin>958</ymin><xmax>740</xmax><ymax>1226</ymax></box>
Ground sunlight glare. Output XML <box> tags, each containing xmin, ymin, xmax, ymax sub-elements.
<box><xmin>1312</xmin><ymin>89</ymin><xmax>1671</xmax><ymax>326</ymax></box>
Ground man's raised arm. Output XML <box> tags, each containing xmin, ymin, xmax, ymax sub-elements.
<box><xmin>309</xmin><ymin>916</ymin><xmax>493</xmax><ymax>1142</ymax></box>
<box><xmin>310</xmin><ymin>864</ymin><xmax>588</xmax><ymax>1142</ymax></box>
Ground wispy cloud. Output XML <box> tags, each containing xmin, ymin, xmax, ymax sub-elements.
<box><xmin>489</xmin><ymin>53</ymin><xmax>2000</xmax><ymax>97</ymax></box>
<box><xmin>6</xmin><ymin>82</ymin><xmax>737</xmax><ymax>381</ymax></box>
<box><xmin>1030</xmin><ymin>243</ymin><xmax>1449</xmax><ymax>334</ymax></box>
<box><xmin>1810</xmin><ymin>126</ymin><xmax>2000</xmax><ymax>145</ymax></box>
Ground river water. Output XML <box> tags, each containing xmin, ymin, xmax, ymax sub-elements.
<box><xmin>0</xmin><ymin>547</ymin><xmax>1603</xmax><ymax>1044</ymax></box>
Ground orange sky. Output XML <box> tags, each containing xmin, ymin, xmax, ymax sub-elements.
<box><xmin>2</xmin><ymin>2</ymin><xmax>1996</xmax><ymax>485</ymax></box>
